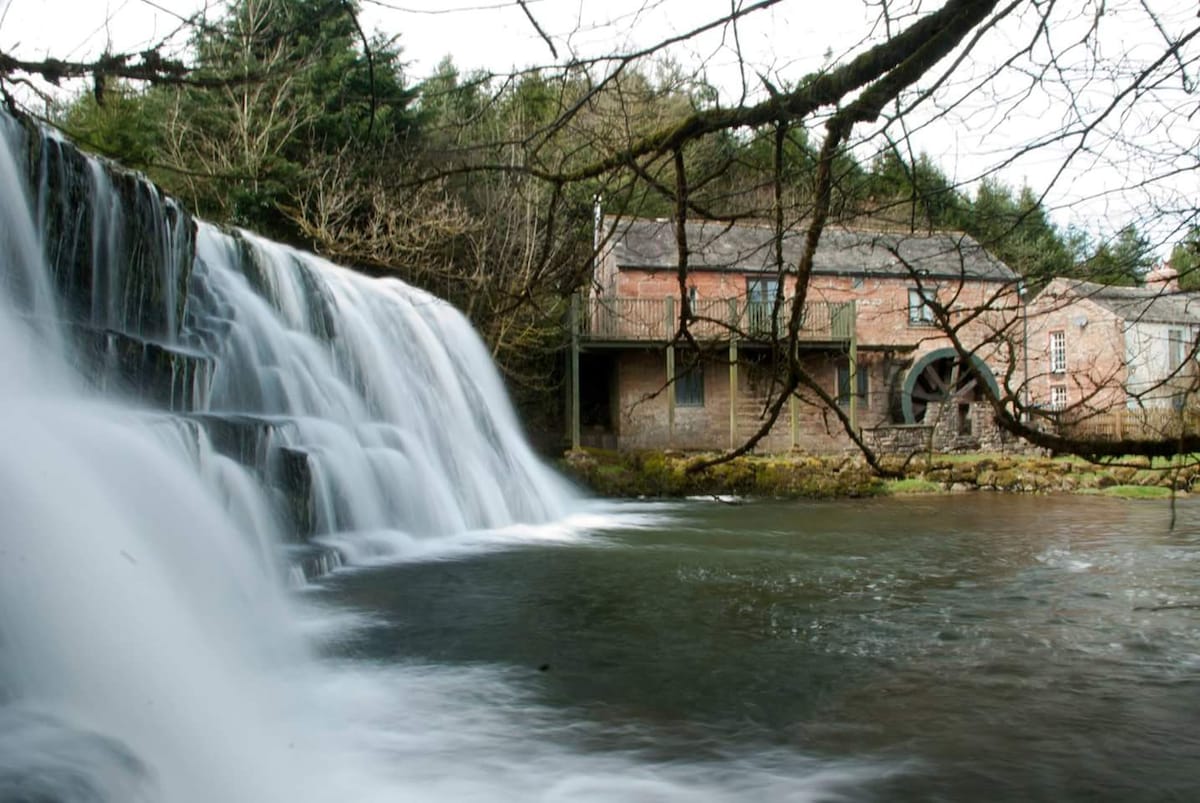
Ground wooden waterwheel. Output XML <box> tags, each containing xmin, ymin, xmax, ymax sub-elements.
<box><xmin>900</xmin><ymin>349</ymin><xmax>997</xmax><ymax>424</ymax></box>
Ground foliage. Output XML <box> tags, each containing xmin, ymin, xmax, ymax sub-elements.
<box><xmin>863</xmin><ymin>150</ymin><xmax>966</xmax><ymax>231</ymax></box>
<box><xmin>965</xmin><ymin>181</ymin><xmax>1076</xmax><ymax>283</ymax></box>
<box><xmin>1074</xmin><ymin>225</ymin><xmax>1155</xmax><ymax>287</ymax></box>
<box><xmin>31</xmin><ymin>0</ymin><xmax>1200</xmax><ymax>463</ymax></box>
<box><xmin>55</xmin><ymin>0</ymin><xmax>419</xmax><ymax>243</ymax></box>
<box><xmin>1170</xmin><ymin>227</ymin><xmax>1200</xmax><ymax>290</ymax></box>
<box><xmin>52</xmin><ymin>84</ymin><xmax>167</xmax><ymax>171</ymax></box>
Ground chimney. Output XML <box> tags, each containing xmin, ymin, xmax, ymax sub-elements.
<box><xmin>1145</xmin><ymin>263</ymin><xmax>1180</xmax><ymax>292</ymax></box>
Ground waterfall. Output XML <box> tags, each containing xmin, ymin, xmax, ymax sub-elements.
<box><xmin>0</xmin><ymin>109</ymin><xmax>577</xmax><ymax>800</ymax></box>
<box><xmin>188</xmin><ymin>227</ymin><xmax>569</xmax><ymax>538</ymax></box>
<box><xmin>0</xmin><ymin>107</ymin><xmax>881</xmax><ymax>803</ymax></box>
<box><xmin>1</xmin><ymin>107</ymin><xmax>571</xmax><ymax>553</ymax></box>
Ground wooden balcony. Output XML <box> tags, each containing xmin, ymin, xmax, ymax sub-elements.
<box><xmin>577</xmin><ymin>296</ymin><xmax>855</xmax><ymax>345</ymax></box>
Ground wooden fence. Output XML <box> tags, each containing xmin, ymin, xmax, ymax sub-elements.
<box><xmin>1052</xmin><ymin>407</ymin><xmax>1200</xmax><ymax>442</ymax></box>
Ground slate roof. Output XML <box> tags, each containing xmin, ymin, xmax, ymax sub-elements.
<box><xmin>607</xmin><ymin>217</ymin><xmax>1018</xmax><ymax>282</ymax></box>
<box><xmin>1050</xmin><ymin>278</ymin><xmax>1200</xmax><ymax>326</ymax></box>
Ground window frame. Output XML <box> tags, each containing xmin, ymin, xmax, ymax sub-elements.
<box><xmin>1050</xmin><ymin>384</ymin><xmax>1068</xmax><ymax>410</ymax></box>
<box><xmin>746</xmin><ymin>277</ymin><xmax>779</xmax><ymax>303</ymax></box>
<box><xmin>836</xmin><ymin>361</ymin><xmax>870</xmax><ymax>408</ymax></box>
<box><xmin>1168</xmin><ymin>328</ymin><xmax>1186</xmax><ymax>372</ymax></box>
<box><xmin>1049</xmin><ymin>330</ymin><xmax>1067</xmax><ymax>374</ymax></box>
<box><xmin>674</xmin><ymin>358</ymin><xmax>705</xmax><ymax>407</ymax></box>
<box><xmin>908</xmin><ymin>287</ymin><xmax>936</xmax><ymax>325</ymax></box>
<box><xmin>746</xmin><ymin>277</ymin><xmax>780</xmax><ymax>334</ymax></box>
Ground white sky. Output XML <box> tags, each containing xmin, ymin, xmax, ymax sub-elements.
<box><xmin>1</xmin><ymin>0</ymin><xmax>1196</xmax><ymax>256</ymax></box>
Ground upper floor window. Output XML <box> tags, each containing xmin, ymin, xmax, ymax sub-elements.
<box><xmin>746</xmin><ymin>277</ymin><xmax>779</xmax><ymax>303</ymax></box>
<box><xmin>908</xmin><ymin>287</ymin><xmax>936</xmax><ymax>325</ymax></box>
<box><xmin>746</xmin><ymin>277</ymin><xmax>780</xmax><ymax>334</ymax></box>
<box><xmin>1168</xmin><ymin>328</ymin><xmax>1186</xmax><ymax>372</ymax></box>
<box><xmin>1049</xmin><ymin>330</ymin><xmax>1066</xmax><ymax>373</ymax></box>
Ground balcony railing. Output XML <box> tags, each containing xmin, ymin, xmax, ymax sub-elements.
<box><xmin>579</xmin><ymin>296</ymin><xmax>855</xmax><ymax>343</ymax></box>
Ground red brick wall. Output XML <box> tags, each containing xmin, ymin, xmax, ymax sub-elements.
<box><xmin>609</xmin><ymin>266</ymin><xmax>1017</xmax><ymax>355</ymax></box>
<box><xmin>612</xmin><ymin>348</ymin><xmax>899</xmax><ymax>452</ymax></box>
<box><xmin>596</xmin><ymin>258</ymin><xmax>1023</xmax><ymax>452</ymax></box>
<box><xmin>1024</xmin><ymin>283</ymin><xmax>1127</xmax><ymax>413</ymax></box>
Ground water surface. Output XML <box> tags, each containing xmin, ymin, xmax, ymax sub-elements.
<box><xmin>320</xmin><ymin>494</ymin><xmax>1200</xmax><ymax>801</ymax></box>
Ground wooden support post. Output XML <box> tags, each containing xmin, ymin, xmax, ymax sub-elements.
<box><xmin>847</xmin><ymin>301</ymin><xmax>858</xmax><ymax>432</ymax></box>
<box><xmin>729</xmin><ymin>298</ymin><xmax>739</xmax><ymax>451</ymax></box>
<box><xmin>790</xmin><ymin>392</ymin><xmax>798</xmax><ymax>450</ymax></box>
<box><xmin>665</xmin><ymin>296</ymin><xmax>675</xmax><ymax>448</ymax></box>
<box><xmin>569</xmin><ymin>293</ymin><xmax>581</xmax><ymax>450</ymax></box>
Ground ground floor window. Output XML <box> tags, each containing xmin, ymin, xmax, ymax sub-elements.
<box><xmin>1050</xmin><ymin>385</ymin><xmax>1067</xmax><ymax>410</ymax></box>
<box><xmin>675</xmin><ymin>359</ymin><xmax>705</xmax><ymax>406</ymax></box>
<box><xmin>836</xmin><ymin>361</ymin><xmax>869</xmax><ymax>407</ymax></box>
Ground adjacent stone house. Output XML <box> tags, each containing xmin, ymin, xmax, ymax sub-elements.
<box><xmin>568</xmin><ymin>216</ymin><xmax>1022</xmax><ymax>453</ymax></box>
<box><xmin>1024</xmin><ymin>267</ymin><xmax>1200</xmax><ymax>427</ymax></box>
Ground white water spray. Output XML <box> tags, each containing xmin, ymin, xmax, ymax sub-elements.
<box><xmin>0</xmin><ymin>105</ymin><xmax>576</xmax><ymax>801</ymax></box>
<box><xmin>188</xmin><ymin>227</ymin><xmax>570</xmax><ymax>537</ymax></box>
<box><xmin>0</xmin><ymin>110</ymin><xmax>870</xmax><ymax>802</ymax></box>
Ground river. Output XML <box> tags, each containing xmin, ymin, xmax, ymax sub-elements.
<box><xmin>310</xmin><ymin>494</ymin><xmax>1200</xmax><ymax>801</ymax></box>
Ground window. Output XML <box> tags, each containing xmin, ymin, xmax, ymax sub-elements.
<box><xmin>1050</xmin><ymin>385</ymin><xmax>1068</xmax><ymax>410</ymax></box>
<box><xmin>1168</xmin><ymin>328</ymin><xmax>1186</xmax><ymax>372</ymax></box>
<box><xmin>675</xmin><ymin>359</ymin><xmax>704</xmax><ymax>406</ymax></box>
<box><xmin>746</xmin><ymin>277</ymin><xmax>779</xmax><ymax>333</ymax></box>
<box><xmin>908</xmin><ymin>287</ymin><xmax>935</xmax><ymax>325</ymax></box>
<box><xmin>1049</xmin><ymin>330</ymin><xmax>1066</xmax><ymax>373</ymax></box>
<box><xmin>746</xmin><ymin>277</ymin><xmax>778</xmax><ymax>303</ymax></box>
<box><xmin>836</xmin><ymin>361</ymin><xmax>869</xmax><ymax>407</ymax></box>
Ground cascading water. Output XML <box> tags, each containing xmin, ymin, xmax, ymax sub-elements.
<box><xmin>0</xmin><ymin>107</ymin><xmax>574</xmax><ymax>800</ymax></box>
<box><xmin>0</xmin><ymin>108</ymin><xmax>868</xmax><ymax>801</ymax></box>
<box><xmin>188</xmin><ymin>226</ymin><xmax>569</xmax><ymax>541</ymax></box>
<box><xmin>8</xmin><ymin>100</ymin><xmax>571</xmax><ymax>555</ymax></box>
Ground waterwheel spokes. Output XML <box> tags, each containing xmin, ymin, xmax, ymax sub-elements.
<box><xmin>922</xmin><ymin>363</ymin><xmax>949</xmax><ymax>394</ymax></box>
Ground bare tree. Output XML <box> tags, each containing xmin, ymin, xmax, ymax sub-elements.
<box><xmin>6</xmin><ymin>0</ymin><xmax>1199</xmax><ymax>463</ymax></box>
<box><xmin>422</xmin><ymin>0</ymin><xmax>1200</xmax><ymax>466</ymax></box>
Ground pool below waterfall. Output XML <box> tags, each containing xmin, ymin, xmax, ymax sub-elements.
<box><xmin>311</xmin><ymin>494</ymin><xmax>1200</xmax><ymax>801</ymax></box>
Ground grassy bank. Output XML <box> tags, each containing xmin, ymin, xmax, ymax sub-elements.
<box><xmin>560</xmin><ymin>449</ymin><xmax>1195</xmax><ymax>499</ymax></box>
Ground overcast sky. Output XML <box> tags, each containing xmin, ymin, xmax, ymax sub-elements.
<box><xmin>1</xmin><ymin>0</ymin><xmax>1196</xmax><ymax>255</ymax></box>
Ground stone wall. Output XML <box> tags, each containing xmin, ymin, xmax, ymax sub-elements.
<box><xmin>865</xmin><ymin>401</ymin><xmax>1033</xmax><ymax>456</ymax></box>
<box><xmin>863</xmin><ymin>423</ymin><xmax>934</xmax><ymax>454</ymax></box>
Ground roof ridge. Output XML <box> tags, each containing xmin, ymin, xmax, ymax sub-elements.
<box><xmin>606</xmin><ymin>214</ymin><xmax>971</xmax><ymax>239</ymax></box>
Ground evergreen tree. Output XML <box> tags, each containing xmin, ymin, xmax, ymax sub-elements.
<box><xmin>1170</xmin><ymin>226</ymin><xmax>1200</xmax><ymax>290</ymax></box>
<box><xmin>1078</xmin><ymin>224</ymin><xmax>1153</xmax><ymax>287</ymax></box>
<box><xmin>864</xmin><ymin>150</ymin><xmax>965</xmax><ymax>230</ymax></box>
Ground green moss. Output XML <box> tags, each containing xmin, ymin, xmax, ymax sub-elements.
<box><xmin>1101</xmin><ymin>485</ymin><xmax>1173</xmax><ymax>499</ymax></box>
<box><xmin>558</xmin><ymin>448</ymin><xmax>1192</xmax><ymax>500</ymax></box>
<box><xmin>884</xmin><ymin>478</ymin><xmax>944</xmax><ymax>494</ymax></box>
